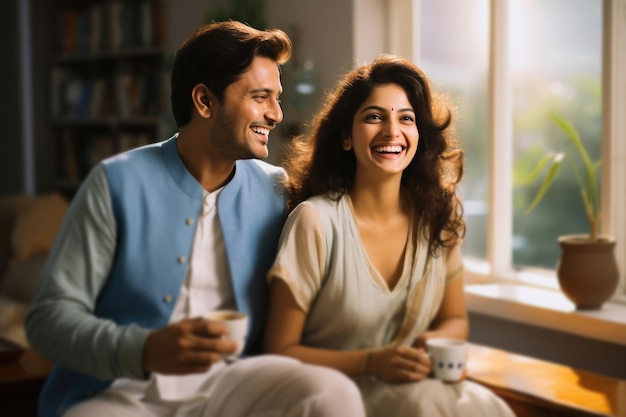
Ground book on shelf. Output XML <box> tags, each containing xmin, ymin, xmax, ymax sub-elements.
<box><xmin>115</xmin><ymin>64</ymin><xmax>163</xmax><ymax>118</ymax></box>
<box><xmin>57</xmin><ymin>8</ymin><xmax>78</xmax><ymax>55</ymax></box>
<box><xmin>50</xmin><ymin>67</ymin><xmax>66</xmax><ymax>118</ymax></box>
<box><xmin>75</xmin><ymin>81</ymin><xmax>94</xmax><ymax>118</ymax></box>
<box><xmin>61</xmin><ymin>130</ymin><xmax>80</xmax><ymax>182</ymax></box>
<box><xmin>140</xmin><ymin>0</ymin><xmax>155</xmax><ymax>47</ymax></box>
<box><xmin>76</xmin><ymin>7</ymin><xmax>91</xmax><ymax>55</ymax></box>
<box><xmin>51</xmin><ymin>68</ymin><xmax>84</xmax><ymax>118</ymax></box>
<box><xmin>89</xmin><ymin>3</ymin><xmax>103</xmax><ymax>54</ymax></box>
<box><xmin>52</xmin><ymin>67</ymin><xmax>163</xmax><ymax>119</ymax></box>
<box><xmin>51</xmin><ymin>0</ymin><xmax>165</xmax><ymax>190</ymax></box>
<box><xmin>119</xmin><ymin>132</ymin><xmax>153</xmax><ymax>152</ymax></box>
<box><xmin>56</xmin><ymin>1</ymin><xmax>165</xmax><ymax>56</ymax></box>
<box><xmin>61</xmin><ymin>129</ymin><xmax>156</xmax><ymax>182</ymax></box>
<box><xmin>89</xmin><ymin>134</ymin><xmax>117</xmax><ymax>166</ymax></box>
<box><xmin>99</xmin><ymin>78</ymin><xmax>115</xmax><ymax>117</ymax></box>
<box><xmin>115</xmin><ymin>67</ymin><xmax>136</xmax><ymax>117</ymax></box>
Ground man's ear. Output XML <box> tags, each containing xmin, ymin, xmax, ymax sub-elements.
<box><xmin>192</xmin><ymin>84</ymin><xmax>213</xmax><ymax>118</ymax></box>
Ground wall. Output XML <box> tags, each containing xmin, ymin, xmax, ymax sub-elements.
<box><xmin>469</xmin><ymin>312</ymin><xmax>626</xmax><ymax>379</ymax></box>
<box><xmin>264</xmin><ymin>0</ymin><xmax>354</xmax><ymax>164</ymax></box>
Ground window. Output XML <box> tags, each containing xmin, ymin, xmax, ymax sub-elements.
<box><xmin>416</xmin><ymin>0</ymin><xmax>491</xmax><ymax>262</ymax></box>
<box><xmin>386</xmin><ymin>0</ymin><xmax>626</xmax><ymax>299</ymax></box>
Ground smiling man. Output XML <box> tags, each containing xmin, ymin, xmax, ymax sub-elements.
<box><xmin>25</xmin><ymin>21</ymin><xmax>365</xmax><ymax>417</ymax></box>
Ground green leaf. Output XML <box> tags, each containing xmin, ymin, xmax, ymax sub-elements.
<box><xmin>550</xmin><ymin>113</ymin><xmax>601</xmax><ymax>220</ymax></box>
<box><xmin>519</xmin><ymin>152</ymin><xmax>560</xmax><ymax>185</ymax></box>
<box><xmin>524</xmin><ymin>153</ymin><xmax>563</xmax><ymax>217</ymax></box>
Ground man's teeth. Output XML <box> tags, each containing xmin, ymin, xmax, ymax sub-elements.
<box><xmin>252</xmin><ymin>127</ymin><xmax>270</xmax><ymax>136</ymax></box>
<box><xmin>374</xmin><ymin>145</ymin><xmax>403</xmax><ymax>153</ymax></box>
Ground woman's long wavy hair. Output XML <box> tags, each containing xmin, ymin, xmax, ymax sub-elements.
<box><xmin>282</xmin><ymin>54</ymin><xmax>465</xmax><ymax>257</ymax></box>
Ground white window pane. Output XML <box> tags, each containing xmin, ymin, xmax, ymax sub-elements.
<box><xmin>419</xmin><ymin>0</ymin><xmax>490</xmax><ymax>259</ymax></box>
<box><xmin>511</xmin><ymin>0</ymin><xmax>602</xmax><ymax>269</ymax></box>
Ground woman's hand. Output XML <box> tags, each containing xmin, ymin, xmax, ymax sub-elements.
<box><xmin>413</xmin><ymin>331</ymin><xmax>470</xmax><ymax>381</ymax></box>
<box><xmin>412</xmin><ymin>331</ymin><xmax>439</xmax><ymax>349</ymax></box>
<box><xmin>367</xmin><ymin>345</ymin><xmax>432</xmax><ymax>383</ymax></box>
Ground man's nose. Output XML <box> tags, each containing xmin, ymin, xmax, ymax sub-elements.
<box><xmin>266</xmin><ymin>100</ymin><xmax>283</xmax><ymax>124</ymax></box>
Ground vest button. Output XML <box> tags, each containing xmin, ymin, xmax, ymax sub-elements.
<box><xmin>163</xmin><ymin>294</ymin><xmax>173</xmax><ymax>303</ymax></box>
<box><xmin>177</xmin><ymin>256</ymin><xmax>186</xmax><ymax>264</ymax></box>
<box><xmin>185</xmin><ymin>217</ymin><xmax>194</xmax><ymax>225</ymax></box>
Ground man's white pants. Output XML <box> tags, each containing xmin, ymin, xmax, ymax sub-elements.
<box><xmin>63</xmin><ymin>355</ymin><xmax>366</xmax><ymax>417</ymax></box>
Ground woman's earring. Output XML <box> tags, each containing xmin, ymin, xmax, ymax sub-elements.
<box><xmin>342</xmin><ymin>139</ymin><xmax>352</xmax><ymax>151</ymax></box>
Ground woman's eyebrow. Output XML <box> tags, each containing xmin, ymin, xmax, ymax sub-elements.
<box><xmin>360</xmin><ymin>105</ymin><xmax>414</xmax><ymax>113</ymax></box>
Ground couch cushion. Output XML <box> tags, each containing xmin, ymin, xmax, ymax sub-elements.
<box><xmin>0</xmin><ymin>295</ymin><xmax>29</xmax><ymax>347</ymax></box>
<box><xmin>9</xmin><ymin>193</ymin><xmax>68</xmax><ymax>265</ymax></box>
<box><xmin>0</xmin><ymin>255</ymin><xmax>48</xmax><ymax>305</ymax></box>
<box><xmin>0</xmin><ymin>195</ymin><xmax>33</xmax><ymax>279</ymax></box>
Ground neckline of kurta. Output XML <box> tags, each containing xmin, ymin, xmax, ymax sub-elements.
<box><xmin>201</xmin><ymin>186</ymin><xmax>224</xmax><ymax>214</ymax></box>
<box><xmin>344</xmin><ymin>194</ymin><xmax>415</xmax><ymax>294</ymax></box>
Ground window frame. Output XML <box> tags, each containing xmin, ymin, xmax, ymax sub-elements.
<box><xmin>382</xmin><ymin>0</ymin><xmax>626</xmax><ymax>301</ymax></box>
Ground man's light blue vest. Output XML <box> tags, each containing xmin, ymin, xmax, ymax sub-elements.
<box><xmin>38</xmin><ymin>136</ymin><xmax>288</xmax><ymax>415</ymax></box>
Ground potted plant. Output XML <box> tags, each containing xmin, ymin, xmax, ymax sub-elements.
<box><xmin>523</xmin><ymin>113</ymin><xmax>618</xmax><ymax>309</ymax></box>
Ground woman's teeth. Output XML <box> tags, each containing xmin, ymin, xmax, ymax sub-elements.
<box><xmin>374</xmin><ymin>145</ymin><xmax>403</xmax><ymax>154</ymax></box>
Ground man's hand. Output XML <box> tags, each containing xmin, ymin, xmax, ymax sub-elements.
<box><xmin>143</xmin><ymin>317</ymin><xmax>238</xmax><ymax>375</ymax></box>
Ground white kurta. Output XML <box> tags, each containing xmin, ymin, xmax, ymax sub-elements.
<box><xmin>268</xmin><ymin>194</ymin><xmax>516</xmax><ymax>417</ymax></box>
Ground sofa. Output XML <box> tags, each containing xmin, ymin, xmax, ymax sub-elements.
<box><xmin>0</xmin><ymin>192</ymin><xmax>68</xmax><ymax>347</ymax></box>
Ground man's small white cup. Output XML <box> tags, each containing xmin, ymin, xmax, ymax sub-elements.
<box><xmin>204</xmin><ymin>310</ymin><xmax>249</xmax><ymax>360</ymax></box>
<box><xmin>425</xmin><ymin>338</ymin><xmax>468</xmax><ymax>382</ymax></box>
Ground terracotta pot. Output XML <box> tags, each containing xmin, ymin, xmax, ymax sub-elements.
<box><xmin>556</xmin><ymin>234</ymin><xmax>619</xmax><ymax>310</ymax></box>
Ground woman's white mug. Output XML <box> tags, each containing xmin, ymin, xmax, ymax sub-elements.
<box><xmin>425</xmin><ymin>338</ymin><xmax>468</xmax><ymax>382</ymax></box>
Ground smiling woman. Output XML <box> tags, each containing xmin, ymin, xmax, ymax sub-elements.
<box><xmin>264</xmin><ymin>54</ymin><xmax>516</xmax><ymax>417</ymax></box>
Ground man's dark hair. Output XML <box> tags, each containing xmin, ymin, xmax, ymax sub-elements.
<box><xmin>171</xmin><ymin>21</ymin><xmax>292</xmax><ymax>127</ymax></box>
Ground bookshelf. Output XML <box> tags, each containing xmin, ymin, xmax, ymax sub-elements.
<box><xmin>49</xmin><ymin>0</ymin><xmax>167</xmax><ymax>193</ymax></box>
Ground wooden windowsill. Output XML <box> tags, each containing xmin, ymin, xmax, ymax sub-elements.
<box><xmin>467</xmin><ymin>343</ymin><xmax>626</xmax><ymax>417</ymax></box>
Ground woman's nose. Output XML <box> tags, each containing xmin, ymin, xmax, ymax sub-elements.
<box><xmin>383</xmin><ymin>119</ymin><xmax>400</xmax><ymax>138</ymax></box>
